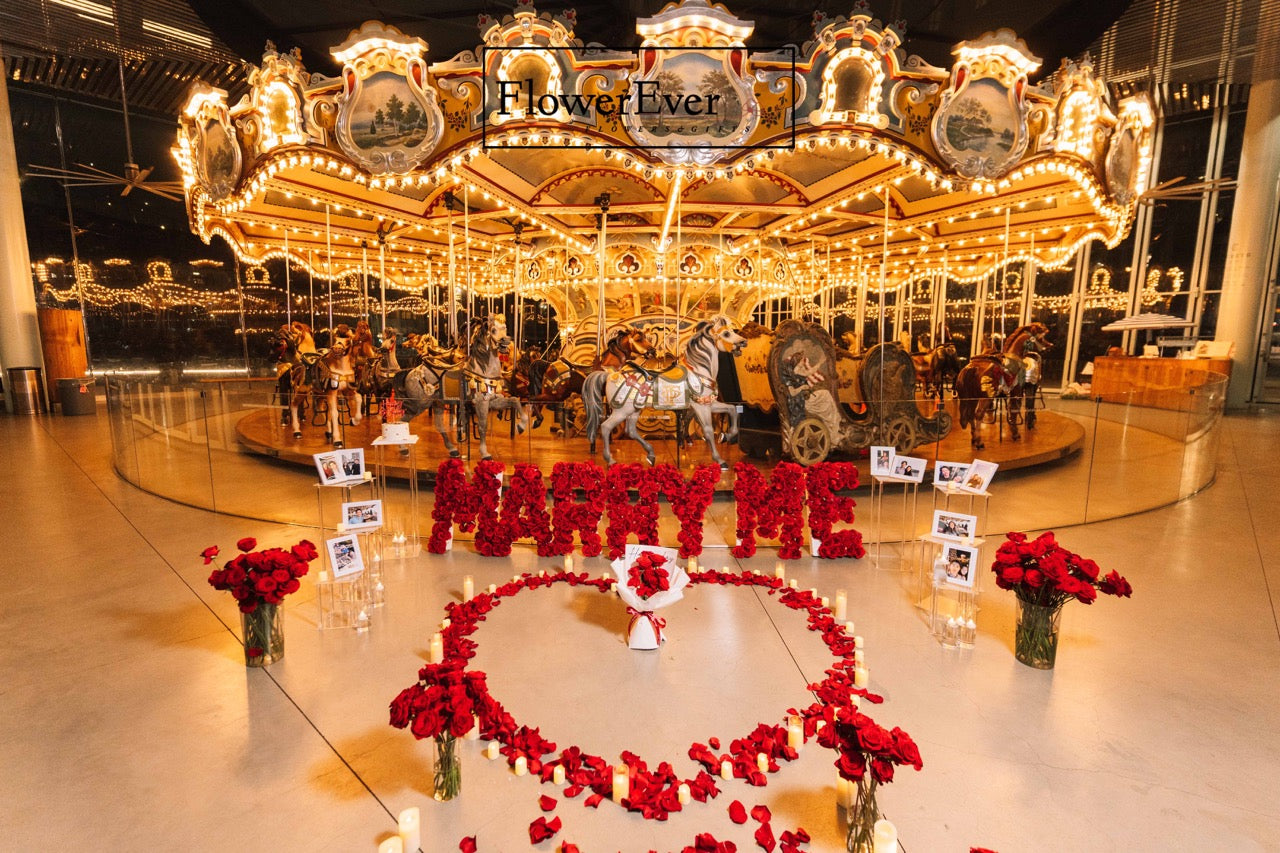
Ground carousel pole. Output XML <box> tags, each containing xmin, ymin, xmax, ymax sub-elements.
<box><xmin>1001</xmin><ymin>207</ymin><xmax>1011</xmax><ymax>336</ymax></box>
<box><xmin>596</xmin><ymin>193</ymin><xmax>609</xmax><ymax>353</ymax></box>
<box><xmin>1024</xmin><ymin>231</ymin><xmax>1036</xmax><ymax>325</ymax></box>
<box><xmin>379</xmin><ymin>241</ymin><xmax>387</xmax><ymax>334</ymax></box>
<box><xmin>361</xmin><ymin>241</ymin><xmax>369</xmax><ymax>321</ymax></box>
<box><xmin>855</xmin><ymin>253</ymin><xmax>867</xmax><ymax>352</ymax></box>
<box><xmin>514</xmin><ymin>224</ymin><xmax>523</xmax><ymax>352</ymax></box>
<box><xmin>464</xmin><ymin>184</ymin><xmax>472</xmax><ymax>330</ymax></box>
<box><xmin>447</xmin><ymin>197</ymin><xmax>457</xmax><ymax>342</ymax></box>
<box><xmin>880</xmin><ymin>186</ymin><xmax>890</xmax><ymax>345</ymax></box>
<box><xmin>284</xmin><ymin>227</ymin><xmax>292</xmax><ymax>325</ymax></box>
<box><xmin>325</xmin><ymin>204</ymin><xmax>334</xmax><ymax>334</ymax></box>
<box><xmin>307</xmin><ymin>248</ymin><xmax>315</xmax><ymax>330</ymax></box>
<box><xmin>233</xmin><ymin>256</ymin><xmax>250</xmax><ymax>371</ymax></box>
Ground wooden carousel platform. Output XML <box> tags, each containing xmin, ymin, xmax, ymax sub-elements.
<box><xmin>234</xmin><ymin>399</ymin><xmax>1085</xmax><ymax>491</ymax></box>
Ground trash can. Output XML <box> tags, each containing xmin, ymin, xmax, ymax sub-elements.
<box><xmin>57</xmin><ymin>377</ymin><xmax>97</xmax><ymax>415</ymax></box>
<box><xmin>6</xmin><ymin>367</ymin><xmax>48</xmax><ymax>415</ymax></box>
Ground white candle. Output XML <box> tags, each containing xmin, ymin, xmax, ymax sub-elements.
<box><xmin>513</xmin><ymin>755</ymin><xmax>528</xmax><ymax>776</ymax></box>
<box><xmin>487</xmin><ymin>583</ymin><xmax>497</xmax><ymax>594</ymax></box>
<box><xmin>820</xmin><ymin>595</ymin><xmax>830</xmax><ymax>610</ymax></box>
<box><xmin>756</xmin><ymin>752</ymin><xmax>769</xmax><ymax>773</ymax></box>
<box><xmin>539</xmin><ymin>570</ymin><xmax>547</xmax><ymax>578</ymax></box>
<box><xmin>688</xmin><ymin>554</ymin><xmax>698</xmax><ymax>572</ymax></box>
<box><xmin>677</xmin><ymin>782</ymin><xmax>691</xmax><ymax>804</ymax></box>
<box><xmin>873</xmin><ymin>818</ymin><xmax>898</xmax><ymax>852</ymax></box>
<box><xmin>564</xmin><ymin>554</ymin><xmax>574</xmax><ymax>572</ymax></box>
<box><xmin>788</xmin><ymin>579</ymin><xmax>798</xmax><ymax>589</ymax></box>
<box><xmin>612</xmin><ymin>766</ymin><xmax>629</xmax><ymax>802</ymax></box>
<box><xmin>428</xmin><ymin>633</ymin><xmax>443</xmax><ymax>664</ymax></box>
<box><xmin>379</xmin><ymin>837</ymin><xmax>404</xmax><ymax>853</ymax></box>
<box><xmin>465</xmin><ymin>714</ymin><xmax>480</xmax><ymax>740</ymax></box>
<box><xmin>787</xmin><ymin>716</ymin><xmax>803</xmax><ymax>750</ymax></box>
<box><xmin>834</xmin><ymin>590</ymin><xmax>848</xmax><ymax>621</ymax></box>
<box><xmin>837</xmin><ymin>776</ymin><xmax>857</xmax><ymax>810</ymax></box>
<box><xmin>440</xmin><ymin>618</ymin><xmax>451</xmax><ymax>630</ymax></box>
<box><xmin>854</xmin><ymin>666</ymin><xmax>869</xmax><ymax>688</ymax></box>
<box><xmin>720</xmin><ymin>759</ymin><xmax>733</xmax><ymax>780</ymax></box>
<box><xmin>462</xmin><ymin>575</ymin><xmax>474</xmax><ymax>600</ymax></box>
<box><xmin>853</xmin><ymin>635</ymin><xmax>864</xmax><ymax>649</ymax></box>
<box><xmin>774</xmin><ymin>560</ymin><xmax>786</xmax><ymax>580</ymax></box>
<box><xmin>844</xmin><ymin>620</ymin><xmax>855</xmax><ymax>635</ymax></box>
<box><xmin>809</xmin><ymin>587</ymin><xmax>818</xmax><ymax>598</ymax></box>
<box><xmin>552</xmin><ymin>765</ymin><xmax>566</xmax><ymax>785</ymax></box>
<box><xmin>512</xmin><ymin>574</ymin><xmax>521</xmax><ymax>583</ymax></box>
<box><xmin>851</xmin><ymin>694</ymin><xmax>861</xmax><ymax>710</ymax></box>
<box><xmin>854</xmin><ymin>649</ymin><xmax>866</xmax><ymax>667</ymax></box>
<box><xmin>397</xmin><ymin>807</ymin><xmax>420</xmax><ymax>853</ymax></box>
<box><xmin>485</xmin><ymin>741</ymin><xmax>499</xmax><ymax>760</ymax></box>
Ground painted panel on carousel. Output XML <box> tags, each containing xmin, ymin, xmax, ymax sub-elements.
<box><xmin>1106</xmin><ymin>95</ymin><xmax>1155</xmax><ymax>206</ymax></box>
<box><xmin>625</xmin><ymin>0</ymin><xmax>759</xmax><ymax>166</ymax></box>
<box><xmin>331</xmin><ymin>22</ymin><xmax>445</xmax><ymax>175</ymax></box>
<box><xmin>930</xmin><ymin>29</ymin><xmax>1040</xmax><ymax>180</ymax></box>
<box><xmin>183</xmin><ymin>84</ymin><xmax>242</xmax><ymax>202</ymax></box>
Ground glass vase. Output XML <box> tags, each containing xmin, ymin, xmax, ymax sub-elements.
<box><xmin>1014</xmin><ymin>598</ymin><xmax>1063</xmax><ymax>669</ymax></box>
<box><xmin>845</xmin><ymin>775</ymin><xmax>881</xmax><ymax>853</ymax></box>
<box><xmin>433</xmin><ymin>732</ymin><xmax>461</xmax><ymax>801</ymax></box>
<box><xmin>241</xmin><ymin>603</ymin><xmax>284</xmax><ymax>667</ymax></box>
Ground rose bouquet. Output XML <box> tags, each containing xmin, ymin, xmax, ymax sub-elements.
<box><xmin>992</xmin><ymin>531</ymin><xmax>1133</xmax><ymax>668</ymax></box>
<box><xmin>611</xmin><ymin>544</ymin><xmax>689</xmax><ymax>649</ymax></box>
<box><xmin>389</xmin><ymin>660</ymin><xmax>494</xmax><ymax>800</ymax></box>
<box><xmin>204</xmin><ymin>537</ymin><xmax>318</xmax><ymax>666</ymax></box>
<box><xmin>816</xmin><ymin>707</ymin><xmax>922</xmax><ymax>853</ymax></box>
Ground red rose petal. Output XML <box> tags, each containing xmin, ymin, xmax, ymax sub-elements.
<box><xmin>539</xmin><ymin>794</ymin><xmax>557</xmax><ymax>812</ymax></box>
<box><xmin>709</xmin><ymin>737</ymin><xmax>721</xmax><ymax>749</ymax></box>
<box><xmin>583</xmin><ymin>792</ymin><xmax>604</xmax><ymax>808</ymax></box>
<box><xmin>528</xmin><ymin>815</ymin><xmax>561</xmax><ymax>843</ymax></box>
<box><xmin>754</xmin><ymin>822</ymin><xmax>776</xmax><ymax>852</ymax></box>
<box><xmin>728</xmin><ymin>800</ymin><xmax>748</xmax><ymax>824</ymax></box>
<box><xmin>750</xmin><ymin>804</ymin><xmax>772</xmax><ymax>824</ymax></box>
<box><xmin>458</xmin><ymin>837</ymin><xmax>477</xmax><ymax>853</ymax></box>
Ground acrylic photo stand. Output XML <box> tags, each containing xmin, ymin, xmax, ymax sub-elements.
<box><xmin>869</xmin><ymin>473</ymin><xmax>921</xmax><ymax>570</ymax></box>
<box><xmin>313</xmin><ymin>476</ymin><xmax>376</xmax><ymax>632</ymax></box>
<box><xmin>313</xmin><ymin>473</ymin><xmax>376</xmax><ymax>533</ymax></box>
<box><xmin>919</xmin><ymin>532</ymin><xmax>982</xmax><ymax>648</ymax></box>
<box><xmin>372</xmin><ymin>435</ymin><xmax>421</xmax><ymax>559</ymax></box>
<box><xmin>918</xmin><ymin>481</ymin><xmax>992</xmax><ymax>602</ymax></box>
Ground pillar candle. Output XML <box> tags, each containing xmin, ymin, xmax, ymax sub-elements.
<box><xmin>440</xmin><ymin>618</ymin><xmax>451</xmax><ymax>630</ymax></box>
<box><xmin>677</xmin><ymin>782</ymin><xmax>691</xmax><ymax>805</ymax></box>
<box><xmin>787</xmin><ymin>716</ymin><xmax>803</xmax><ymax>750</ymax></box>
<box><xmin>539</xmin><ymin>569</ymin><xmax>547</xmax><ymax>578</ymax></box>
<box><xmin>834</xmin><ymin>590</ymin><xmax>848</xmax><ymax>621</ymax></box>
<box><xmin>428</xmin><ymin>633</ymin><xmax>443</xmax><ymax>664</ymax></box>
<box><xmin>552</xmin><ymin>765</ymin><xmax>566</xmax><ymax>785</ymax></box>
<box><xmin>756</xmin><ymin>752</ymin><xmax>769</xmax><ymax>773</ymax></box>
<box><xmin>397</xmin><ymin>807</ymin><xmax>420</xmax><ymax>853</ymax></box>
<box><xmin>854</xmin><ymin>666</ymin><xmax>869</xmax><ymax>688</ymax></box>
<box><xmin>873</xmin><ymin>819</ymin><xmax>898</xmax><ymax>852</ymax></box>
<box><xmin>788</xmin><ymin>579</ymin><xmax>798</xmax><ymax>589</ymax></box>
<box><xmin>512</xmin><ymin>574</ymin><xmax>521</xmax><ymax>583</ymax></box>
<box><xmin>774</xmin><ymin>560</ymin><xmax>786</xmax><ymax>580</ymax></box>
<box><xmin>820</xmin><ymin>595</ymin><xmax>830</xmax><ymax>610</ymax></box>
<box><xmin>837</xmin><ymin>776</ymin><xmax>857</xmax><ymax>810</ymax></box>
<box><xmin>854</xmin><ymin>649</ymin><xmax>866</xmax><ymax>667</ymax></box>
<box><xmin>720</xmin><ymin>759</ymin><xmax>733</xmax><ymax>780</ymax></box>
<box><xmin>513</xmin><ymin>755</ymin><xmax>528</xmax><ymax>776</ymax></box>
<box><xmin>379</xmin><ymin>837</ymin><xmax>404</xmax><ymax>853</ymax></box>
<box><xmin>465</xmin><ymin>714</ymin><xmax>480</xmax><ymax>740</ymax></box>
<box><xmin>851</xmin><ymin>694</ymin><xmax>861</xmax><ymax>710</ymax></box>
<box><xmin>462</xmin><ymin>575</ymin><xmax>474</xmax><ymax>600</ymax></box>
<box><xmin>688</xmin><ymin>554</ymin><xmax>698</xmax><ymax>572</ymax></box>
<box><xmin>487</xmin><ymin>583</ymin><xmax>497</xmax><ymax>594</ymax></box>
<box><xmin>612</xmin><ymin>766</ymin><xmax>629</xmax><ymax>802</ymax></box>
<box><xmin>844</xmin><ymin>620</ymin><xmax>855</xmax><ymax>635</ymax></box>
<box><xmin>563</xmin><ymin>554</ymin><xmax>574</xmax><ymax>572</ymax></box>
<box><xmin>853</xmin><ymin>634</ymin><xmax>864</xmax><ymax>649</ymax></box>
<box><xmin>485</xmin><ymin>741</ymin><xmax>499</xmax><ymax>760</ymax></box>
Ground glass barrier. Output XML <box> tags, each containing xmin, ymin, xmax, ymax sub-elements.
<box><xmin>103</xmin><ymin>372</ymin><xmax>1226</xmax><ymax>545</ymax></box>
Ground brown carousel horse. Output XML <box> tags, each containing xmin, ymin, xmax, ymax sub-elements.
<box><xmin>954</xmin><ymin>322</ymin><xmax>1049</xmax><ymax>449</ymax></box>
<box><xmin>350</xmin><ymin>319</ymin><xmax>400</xmax><ymax>414</ymax></box>
<box><xmin>911</xmin><ymin>342</ymin><xmax>962</xmax><ymax>399</ymax></box>
<box><xmin>317</xmin><ymin>324</ymin><xmax>363</xmax><ymax>448</ymax></box>
<box><xmin>271</xmin><ymin>321</ymin><xmax>320</xmax><ymax>439</ymax></box>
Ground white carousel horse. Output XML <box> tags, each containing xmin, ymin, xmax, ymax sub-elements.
<box><xmin>318</xmin><ymin>324</ymin><xmax>363</xmax><ymax>448</ymax></box>
<box><xmin>464</xmin><ymin>315</ymin><xmax>529</xmax><ymax>460</ymax></box>
<box><xmin>582</xmin><ymin>315</ymin><xmax>745</xmax><ymax>467</ymax></box>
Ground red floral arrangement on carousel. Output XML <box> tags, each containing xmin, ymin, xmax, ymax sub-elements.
<box><xmin>992</xmin><ymin>531</ymin><xmax>1133</xmax><ymax>607</ymax></box>
<box><xmin>627</xmin><ymin>551</ymin><xmax>672</xmax><ymax>600</ymax></box>
<box><xmin>203</xmin><ymin>537</ymin><xmax>317</xmax><ymax>612</ymax></box>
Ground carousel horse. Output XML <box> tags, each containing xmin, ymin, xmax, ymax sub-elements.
<box><xmin>350</xmin><ymin>319</ymin><xmax>399</xmax><ymax>411</ymax></box>
<box><xmin>582</xmin><ymin>315</ymin><xmax>745</xmax><ymax>467</ymax></box>
<box><xmin>464</xmin><ymin>315</ymin><xmax>529</xmax><ymax>459</ymax></box>
<box><xmin>400</xmin><ymin>343</ymin><xmax>465</xmax><ymax>457</ymax></box>
<box><xmin>317</xmin><ymin>323</ymin><xmax>363</xmax><ymax>448</ymax></box>
<box><xmin>953</xmin><ymin>323</ymin><xmax>1049</xmax><ymax>449</ymax></box>
<box><xmin>1005</xmin><ymin>323</ymin><xmax>1050</xmax><ymax>429</ymax></box>
<box><xmin>271</xmin><ymin>321</ymin><xmax>321</xmax><ymax>439</ymax></box>
<box><xmin>530</xmin><ymin>327</ymin><xmax>660</xmax><ymax>429</ymax></box>
<box><xmin>911</xmin><ymin>342</ymin><xmax>962</xmax><ymax>398</ymax></box>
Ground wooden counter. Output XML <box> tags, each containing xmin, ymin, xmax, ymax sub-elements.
<box><xmin>1091</xmin><ymin>356</ymin><xmax>1230</xmax><ymax>409</ymax></box>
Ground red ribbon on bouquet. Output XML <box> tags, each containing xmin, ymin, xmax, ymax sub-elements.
<box><xmin>626</xmin><ymin>607</ymin><xmax>666</xmax><ymax>641</ymax></box>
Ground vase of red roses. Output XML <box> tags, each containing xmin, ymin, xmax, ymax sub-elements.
<box><xmin>992</xmin><ymin>531</ymin><xmax>1134</xmax><ymax>669</ymax></box>
<box><xmin>204</xmin><ymin>537</ymin><xmax>317</xmax><ymax>667</ymax></box>
<box><xmin>389</xmin><ymin>660</ymin><xmax>492</xmax><ymax>801</ymax></box>
<box><xmin>817</xmin><ymin>705</ymin><xmax>923</xmax><ymax>852</ymax></box>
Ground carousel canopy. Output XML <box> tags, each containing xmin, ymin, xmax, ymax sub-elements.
<box><xmin>173</xmin><ymin>0</ymin><xmax>1155</xmax><ymax>333</ymax></box>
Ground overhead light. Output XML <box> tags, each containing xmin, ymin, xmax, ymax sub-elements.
<box><xmin>49</xmin><ymin>0</ymin><xmax>113</xmax><ymax>22</ymax></box>
<box><xmin>142</xmin><ymin>19</ymin><xmax>212</xmax><ymax>48</ymax></box>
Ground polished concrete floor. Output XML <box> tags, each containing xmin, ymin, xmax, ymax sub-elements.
<box><xmin>1</xmin><ymin>412</ymin><xmax>1278</xmax><ymax>852</ymax></box>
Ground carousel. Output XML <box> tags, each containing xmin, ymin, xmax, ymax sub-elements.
<box><xmin>172</xmin><ymin>0</ymin><xmax>1152</xmax><ymax>475</ymax></box>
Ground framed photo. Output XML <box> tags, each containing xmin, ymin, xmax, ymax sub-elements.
<box><xmin>341</xmin><ymin>499</ymin><xmax>383</xmax><ymax>532</ymax></box>
<box><xmin>941</xmin><ymin>542</ymin><xmax>979</xmax><ymax>589</ymax></box>
<box><xmin>957</xmin><ymin>458</ymin><xmax>998</xmax><ymax>494</ymax></box>
<box><xmin>338</xmin><ymin>448</ymin><xmax>366</xmax><ymax>480</ymax></box>
<box><xmin>313</xmin><ymin>450</ymin><xmax>343</xmax><ymax>485</ymax></box>
<box><xmin>870</xmin><ymin>445</ymin><xmax>895</xmax><ymax>477</ymax></box>
<box><xmin>931</xmin><ymin>509</ymin><xmax>978</xmax><ymax>542</ymax></box>
<box><xmin>891</xmin><ymin>454</ymin><xmax>926</xmax><ymax>483</ymax></box>
<box><xmin>934</xmin><ymin>461</ymin><xmax>970</xmax><ymax>486</ymax></box>
<box><xmin>326</xmin><ymin>533</ymin><xmax>365</xmax><ymax>579</ymax></box>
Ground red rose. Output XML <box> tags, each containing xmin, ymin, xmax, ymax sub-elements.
<box><xmin>200</xmin><ymin>545</ymin><xmax>220</xmax><ymax>564</ymax></box>
<box><xmin>870</xmin><ymin>756</ymin><xmax>895</xmax><ymax>783</ymax></box>
<box><xmin>1023</xmin><ymin>569</ymin><xmax>1044</xmax><ymax>588</ymax></box>
<box><xmin>236</xmin><ymin>537</ymin><xmax>257</xmax><ymax>552</ymax></box>
<box><xmin>998</xmin><ymin>565</ymin><xmax>1024</xmax><ymax>584</ymax></box>
<box><xmin>890</xmin><ymin>728</ymin><xmax>923</xmax><ymax>770</ymax></box>
<box><xmin>271</xmin><ymin>568</ymin><xmax>291</xmax><ymax>583</ymax></box>
<box><xmin>855</xmin><ymin>722</ymin><xmax>893</xmax><ymax>753</ymax></box>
